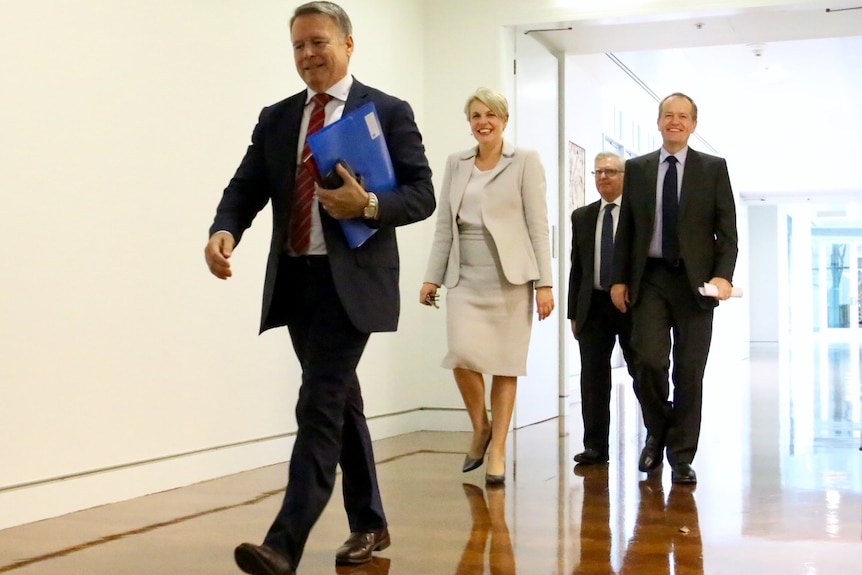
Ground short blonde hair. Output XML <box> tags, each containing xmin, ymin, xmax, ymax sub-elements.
<box><xmin>464</xmin><ymin>87</ymin><xmax>509</xmax><ymax>120</ymax></box>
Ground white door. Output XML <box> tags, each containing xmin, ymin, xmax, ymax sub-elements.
<box><xmin>512</xmin><ymin>31</ymin><xmax>561</xmax><ymax>428</ymax></box>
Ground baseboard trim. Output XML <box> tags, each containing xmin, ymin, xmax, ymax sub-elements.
<box><xmin>0</xmin><ymin>406</ymin><xmax>470</xmax><ymax>529</ymax></box>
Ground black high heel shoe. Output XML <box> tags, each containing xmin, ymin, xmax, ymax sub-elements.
<box><xmin>462</xmin><ymin>431</ymin><xmax>492</xmax><ymax>473</ymax></box>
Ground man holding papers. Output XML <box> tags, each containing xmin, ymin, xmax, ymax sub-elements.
<box><xmin>203</xmin><ymin>2</ymin><xmax>434</xmax><ymax>574</ymax></box>
<box><xmin>610</xmin><ymin>92</ymin><xmax>737</xmax><ymax>485</ymax></box>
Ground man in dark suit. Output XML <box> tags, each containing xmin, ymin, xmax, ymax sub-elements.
<box><xmin>568</xmin><ymin>152</ymin><xmax>637</xmax><ymax>465</ymax></box>
<box><xmin>203</xmin><ymin>3</ymin><xmax>434</xmax><ymax>574</ymax></box>
<box><xmin>610</xmin><ymin>92</ymin><xmax>737</xmax><ymax>484</ymax></box>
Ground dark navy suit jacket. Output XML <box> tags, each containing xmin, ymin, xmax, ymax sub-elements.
<box><xmin>210</xmin><ymin>78</ymin><xmax>435</xmax><ymax>333</ymax></box>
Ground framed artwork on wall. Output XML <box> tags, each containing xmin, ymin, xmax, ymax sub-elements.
<box><xmin>567</xmin><ymin>141</ymin><xmax>585</xmax><ymax>214</ymax></box>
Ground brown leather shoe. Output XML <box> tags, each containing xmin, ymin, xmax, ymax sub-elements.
<box><xmin>335</xmin><ymin>528</ymin><xmax>391</xmax><ymax>564</ymax></box>
<box><xmin>234</xmin><ymin>542</ymin><xmax>294</xmax><ymax>575</ymax></box>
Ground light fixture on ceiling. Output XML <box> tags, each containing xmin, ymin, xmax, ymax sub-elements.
<box><xmin>746</xmin><ymin>43</ymin><xmax>787</xmax><ymax>84</ymax></box>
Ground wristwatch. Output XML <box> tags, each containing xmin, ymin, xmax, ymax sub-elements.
<box><xmin>363</xmin><ymin>192</ymin><xmax>379</xmax><ymax>219</ymax></box>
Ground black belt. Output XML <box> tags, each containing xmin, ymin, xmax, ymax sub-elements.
<box><xmin>287</xmin><ymin>255</ymin><xmax>329</xmax><ymax>268</ymax></box>
<box><xmin>648</xmin><ymin>257</ymin><xmax>683</xmax><ymax>269</ymax></box>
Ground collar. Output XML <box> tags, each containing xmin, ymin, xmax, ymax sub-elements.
<box><xmin>660</xmin><ymin>146</ymin><xmax>689</xmax><ymax>165</ymax></box>
<box><xmin>459</xmin><ymin>138</ymin><xmax>516</xmax><ymax>161</ymax></box>
<box><xmin>305</xmin><ymin>74</ymin><xmax>353</xmax><ymax>104</ymax></box>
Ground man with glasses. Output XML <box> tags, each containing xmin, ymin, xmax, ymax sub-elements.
<box><xmin>568</xmin><ymin>152</ymin><xmax>637</xmax><ymax>465</ymax></box>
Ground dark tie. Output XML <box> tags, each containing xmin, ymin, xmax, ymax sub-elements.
<box><xmin>289</xmin><ymin>93</ymin><xmax>332</xmax><ymax>254</ymax></box>
<box><xmin>599</xmin><ymin>203</ymin><xmax>615</xmax><ymax>289</ymax></box>
<box><xmin>662</xmin><ymin>155</ymin><xmax>679</xmax><ymax>263</ymax></box>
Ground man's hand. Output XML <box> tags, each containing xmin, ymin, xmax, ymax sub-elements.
<box><xmin>204</xmin><ymin>231</ymin><xmax>235</xmax><ymax>279</ymax></box>
<box><xmin>316</xmin><ymin>162</ymin><xmax>369</xmax><ymax>220</ymax></box>
<box><xmin>610</xmin><ymin>283</ymin><xmax>628</xmax><ymax>313</ymax></box>
<box><xmin>707</xmin><ymin>277</ymin><xmax>733</xmax><ymax>300</ymax></box>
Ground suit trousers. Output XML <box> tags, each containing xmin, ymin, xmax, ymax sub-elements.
<box><xmin>577</xmin><ymin>290</ymin><xmax>636</xmax><ymax>455</ymax></box>
<box><xmin>263</xmin><ymin>255</ymin><xmax>386</xmax><ymax>566</ymax></box>
<box><xmin>630</xmin><ymin>259</ymin><xmax>713</xmax><ymax>466</ymax></box>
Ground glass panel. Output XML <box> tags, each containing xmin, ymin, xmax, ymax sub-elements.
<box><xmin>826</xmin><ymin>243</ymin><xmax>850</xmax><ymax>328</ymax></box>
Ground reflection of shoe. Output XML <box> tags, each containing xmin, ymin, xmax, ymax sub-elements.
<box><xmin>573</xmin><ymin>463</ymin><xmax>610</xmax><ymax>479</ymax></box>
<box><xmin>335</xmin><ymin>529</ymin><xmax>391</xmax><ymax>565</ymax></box>
<box><xmin>573</xmin><ymin>448</ymin><xmax>609</xmax><ymax>465</ymax></box>
<box><xmin>462</xmin><ymin>431</ymin><xmax>492</xmax><ymax>472</ymax></box>
<box><xmin>671</xmin><ymin>463</ymin><xmax>697</xmax><ymax>484</ymax></box>
<box><xmin>234</xmin><ymin>542</ymin><xmax>295</xmax><ymax>575</ymax></box>
<box><xmin>638</xmin><ymin>436</ymin><xmax>664</xmax><ymax>472</ymax></box>
<box><xmin>485</xmin><ymin>473</ymin><xmax>505</xmax><ymax>485</ymax></box>
<box><xmin>335</xmin><ymin>557</ymin><xmax>392</xmax><ymax>575</ymax></box>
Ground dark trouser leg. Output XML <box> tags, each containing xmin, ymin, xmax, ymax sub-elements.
<box><xmin>577</xmin><ymin>292</ymin><xmax>617</xmax><ymax>455</ymax></box>
<box><xmin>665</xmin><ymin>292</ymin><xmax>713</xmax><ymax>465</ymax></box>
<box><xmin>630</xmin><ymin>272</ymin><xmax>674</xmax><ymax>440</ymax></box>
<box><xmin>631</xmin><ymin>260</ymin><xmax>713</xmax><ymax>466</ymax></box>
<box><xmin>262</xmin><ymin>259</ymin><xmax>374</xmax><ymax>566</ymax></box>
<box><xmin>340</xmin><ymin>373</ymin><xmax>386</xmax><ymax>533</ymax></box>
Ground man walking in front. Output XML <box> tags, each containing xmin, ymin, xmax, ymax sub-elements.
<box><xmin>204</xmin><ymin>3</ymin><xmax>435</xmax><ymax>573</ymax></box>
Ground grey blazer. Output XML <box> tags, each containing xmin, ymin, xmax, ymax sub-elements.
<box><xmin>424</xmin><ymin>140</ymin><xmax>552</xmax><ymax>288</ymax></box>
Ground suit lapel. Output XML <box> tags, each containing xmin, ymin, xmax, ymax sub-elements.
<box><xmin>450</xmin><ymin>153</ymin><xmax>474</xmax><ymax>219</ymax></box>
<box><xmin>678</xmin><ymin>148</ymin><xmax>701</xmax><ymax>219</ymax></box>
<box><xmin>582</xmin><ymin>201</ymin><xmax>600</xmax><ymax>275</ymax></box>
<box><xmin>274</xmin><ymin>93</ymin><xmax>306</xmax><ymax>199</ymax></box>
<box><xmin>642</xmin><ymin>151</ymin><xmax>660</xmax><ymax>224</ymax></box>
<box><xmin>344</xmin><ymin>77</ymin><xmax>369</xmax><ymax>113</ymax></box>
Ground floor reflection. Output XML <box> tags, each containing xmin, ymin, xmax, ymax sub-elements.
<box><xmin>1</xmin><ymin>340</ymin><xmax>861</xmax><ymax>574</ymax></box>
<box><xmin>457</xmin><ymin>483</ymin><xmax>514</xmax><ymax>575</ymax></box>
<box><xmin>335</xmin><ymin>557</ymin><xmax>391</xmax><ymax>575</ymax></box>
<box><xmin>571</xmin><ymin>466</ymin><xmax>702</xmax><ymax>575</ymax></box>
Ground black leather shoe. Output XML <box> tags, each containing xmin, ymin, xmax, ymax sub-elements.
<box><xmin>671</xmin><ymin>463</ymin><xmax>697</xmax><ymax>484</ymax></box>
<box><xmin>234</xmin><ymin>542</ymin><xmax>294</xmax><ymax>575</ymax></box>
<box><xmin>638</xmin><ymin>436</ymin><xmax>664</xmax><ymax>472</ymax></box>
<box><xmin>335</xmin><ymin>528</ymin><xmax>391</xmax><ymax>565</ymax></box>
<box><xmin>573</xmin><ymin>448</ymin><xmax>609</xmax><ymax>465</ymax></box>
<box><xmin>462</xmin><ymin>431</ymin><xmax>492</xmax><ymax>472</ymax></box>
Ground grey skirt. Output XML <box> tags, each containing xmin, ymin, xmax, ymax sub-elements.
<box><xmin>442</xmin><ymin>225</ymin><xmax>533</xmax><ymax>376</ymax></box>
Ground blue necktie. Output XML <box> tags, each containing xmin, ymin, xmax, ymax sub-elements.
<box><xmin>662</xmin><ymin>156</ymin><xmax>679</xmax><ymax>263</ymax></box>
<box><xmin>599</xmin><ymin>203</ymin><xmax>615</xmax><ymax>289</ymax></box>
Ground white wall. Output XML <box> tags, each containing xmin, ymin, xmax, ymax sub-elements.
<box><xmin>749</xmin><ymin>205</ymin><xmax>780</xmax><ymax>342</ymax></box>
<box><xmin>0</xmin><ymin>0</ymin><xmax>442</xmax><ymax>530</ymax></box>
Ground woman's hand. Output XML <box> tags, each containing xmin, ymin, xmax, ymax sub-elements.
<box><xmin>420</xmin><ymin>282</ymin><xmax>440</xmax><ymax>306</ymax></box>
<box><xmin>536</xmin><ymin>286</ymin><xmax>554</xmax><ymax>320</ymax></box>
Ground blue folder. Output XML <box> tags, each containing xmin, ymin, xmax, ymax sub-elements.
<box><xmin>307</xmin><ymin>102</ymin><xmax>396</xmax><ymax>248</ymax></box>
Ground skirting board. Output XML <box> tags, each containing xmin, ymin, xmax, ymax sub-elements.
<box><xmin>0</xmin><ymin>407</ymin><xmax>470</xmax><ymax>530</ymax></box>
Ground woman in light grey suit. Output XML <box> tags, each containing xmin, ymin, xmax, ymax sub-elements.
<box><xmin>420</xmin><ymin>87</ymin><xmax>554</xmax><ymax>485</ymax></box>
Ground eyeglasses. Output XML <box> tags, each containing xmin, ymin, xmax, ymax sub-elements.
<box><xmin>592</xmin><ymin>169</ymin><xmax>623</xmax><ymax>177</ymax></box>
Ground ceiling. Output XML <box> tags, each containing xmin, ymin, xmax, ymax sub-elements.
<box><xmin>517</xmin><ymin>1</ymin><xmax>862</xmax><ymax>204</ymax></box>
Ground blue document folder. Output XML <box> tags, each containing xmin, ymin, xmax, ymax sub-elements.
<box><xmin>307</xmin><ymin>102</ymin><xmax>396</xmax><ymax>248</ymax></box>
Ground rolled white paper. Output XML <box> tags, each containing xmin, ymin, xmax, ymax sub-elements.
<box><xmin>698</xmin><ymin>283</ymin><xmax>744</xmax><ymax>298</ymax></box>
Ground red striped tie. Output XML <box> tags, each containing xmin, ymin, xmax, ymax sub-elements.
<box><xmin>289</xmin><ymin>93</ymin><xmax>332</xmax><ymax>254</ymax></box>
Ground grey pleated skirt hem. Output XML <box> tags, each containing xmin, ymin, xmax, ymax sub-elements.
<box><xmin>442</xmin><ymin>229</ymin><xmax>533</xmax><ymax>376</ymax></box>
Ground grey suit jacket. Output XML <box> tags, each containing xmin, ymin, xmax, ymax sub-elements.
<box><xmin>611</xmin><ymin>147</ymin><xmax>738</xmax><ymax>309</ymax></box>
<box><xmin>210</xmin><ymin>78</ymin><xmax>435</xmax><ymax>333</ymax></box>
<box><xmin>424</xmin><ymin>140</ymin><xmax>552</xmax><ymax>289</ymax></box>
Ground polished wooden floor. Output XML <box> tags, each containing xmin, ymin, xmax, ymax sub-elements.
<box><xmin>1</xmin><ymin>341</ymin><xmax>860</xmax><ymax>574</ymax></box>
